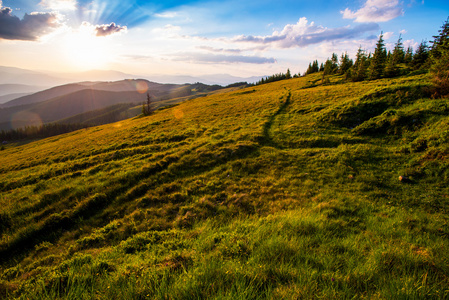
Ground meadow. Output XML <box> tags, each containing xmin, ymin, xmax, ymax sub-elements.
<box><xmin>0</xmin><ymin>71</ymin><xmax>448</xmax><ymax>299</ymax></box>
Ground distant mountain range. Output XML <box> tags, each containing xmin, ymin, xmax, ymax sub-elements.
<box><xmin>0</xmin><ymin>66</ymin><xmax>264</xmax><ymax>87</ymax></box>
<box><xmin>0</xmin><ymin>66</ymin><xmax>258</xmax><ymax>132</ymax></box>
<box><xmin>0</xmin><ymin>79</ymin><xmax>186</xmax><ymax>108</ymax></box>
<box><xmin>0</xmin><ymin>78</ymin><xmax>247</xmax><ymax>131</ymax></box>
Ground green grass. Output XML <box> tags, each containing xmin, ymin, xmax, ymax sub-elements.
<box><xmin>1</xmin><ymin>72</ymin><xmax>448</xmax><ymax>299</ymax></box>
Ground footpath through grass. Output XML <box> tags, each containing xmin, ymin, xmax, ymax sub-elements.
<box><xmin>0</xmin><ymin>73</ymin><xmax>448</xmax><ymax>299</ymax></box>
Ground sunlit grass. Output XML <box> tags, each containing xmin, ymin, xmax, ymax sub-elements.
<box><xmin>0</xmin><ymin>72</ymin><xmax>448</xmax><ymax>298</ymax></box>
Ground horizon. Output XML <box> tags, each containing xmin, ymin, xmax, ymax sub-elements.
<box><xmin>0</xmin><ymin>0</ymin><xmax>448</xmax><ymax>79</ymax></box>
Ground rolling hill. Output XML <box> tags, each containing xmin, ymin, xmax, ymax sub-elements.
<box><xmin>0</xmin><ymin>84</ymin><xmax>47</xmax><ymax>104</ymax></box>
<box><xmin>0</xmin><ymin>79</ymin><xmax>186</xmax><ymax>109</ymax></box>
<box><xmin>0</xmin><ymin>80</ymin><xmax>234</xmax><ymax>131</ymax></box>
<box><xmin>0</xmin><ymin>93</ymin><xmax>33</xmax><ymax>104</ymax></box>
<box><xmin>0</xmin><ymin>89</ymin><xmax>145</xmax><ymax>130</ymax></box>
<box><xmin>0</xmin><ymin>72</ymin><xmax>448</xmax><ymax>299</ymax></box>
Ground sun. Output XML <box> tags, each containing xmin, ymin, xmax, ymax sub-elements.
<box><xmin>62</xmin><ymin>23</ymin><xmax>114</xmax><ymax>70</ymax></box>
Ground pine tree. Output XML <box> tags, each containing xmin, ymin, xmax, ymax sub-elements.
<box><xmin>369</xmin><ymin>33</ymin><xmax>387</xmax><ymax>80</ymax></box>
<box><xmin>323</xmin><ymin>54</ymin><xmax>339</xmax><ymax>75</ymax></box>
<box><xmin>430</xmin><ymin>18</ymin><xmax>449</xmax><ymax>95</ymax></box>
<box><xmin>404</xmin><ymin>46</ymin><xmax>413</xmax><ymax>65</ymax></box>
<box><xmin>306</xmin><ymin>60</ymin><xmax>320</xmax><ymax>75</ymax></box>
<box><xmin>339</xmin><ymin>52</ymin><xmax>353</xmax><ymax>75</ymax></box>
<box><xmin>385</xmin><ymin>54</ymin><xmax>399</xmax><ymax>78</ymax></box>
<box><xmin>313</xmin><ymin>60</ymin><xmax>319</xmax><ymax>73</ymax></box>
<box><xmin>384</xmin><ymin>36</ymin><xmax>405</xmax><ymax>77</ymax></box>
<box><xmin>331</xmin><ymin>53</ymin><xmax>339</xmax><ymax>73</ymax></box>
<box><xmin>430</xmin><ymin>17</ymin><xmax>449</xmax><ymax>59</ymax></box>
<box><xmin>412</xmin><ymin>41</ymin><xmax>429</xmax><ymax>70</ymax></box>
<box><xmin>352</xmin><ymin>47</ymin><xmax>368</xmax><ymax>82</ymax></box>
<box><xmin>306</xmin><ymin>63</ymin><xmax>313</xmax><ymax>75</ymax></box>
<box><xmin>392</xmin><ymin>35</ymin><xmax>405</xmax><ymax>64</ymax></box>
<box><xmin>286</xmin><ymin>68</ymin><xmax>292</xmax><ymax>79</ymax></box>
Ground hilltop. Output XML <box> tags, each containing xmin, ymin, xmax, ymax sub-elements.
<box><xmin>0</xmin><ymin>72</ymin><xmax>448</xmax><ymax>298</ymax></box>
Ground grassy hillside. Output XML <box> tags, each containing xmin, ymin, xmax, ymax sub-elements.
<box><xmin>0</xmin><ymin>90</ymin><xmax>145</xmax><ymax>131</ymax></box>
<box><xmin>0</xmin><ymin>73</ymin><xmax>448</xmax><ymax>299</ymax></box>
<box><xmin>0</xmin><ymin>80</ymin><xmax>184</xmax><ymax>109</ymax></box>
<box><xmin>0</xmin><ymin>80</ymin><xmax>240</xmax><ymax>131</ymax></box>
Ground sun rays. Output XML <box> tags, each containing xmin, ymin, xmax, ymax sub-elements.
<box><xmin>62</xmin><ymin>22</ymin><xmax>116</xmax><ymax>70</ymax></box>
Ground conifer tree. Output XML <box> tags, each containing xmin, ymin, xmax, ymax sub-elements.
<box><xmin>392</xmin><ymin>34</ymin><xmax>405</xmax><ymax>64</ymax></box>
<box><xmin>306</xmin><ymin>63</ymin><xmax>313</xmax><ymax>75</ymax></box>
<box><xmin>352</xmin><ymin>47</ymin><xmax>368</xmax><ymax>82</ymax></box>
<box><xmin>412</xmin><ymin>41</ymin><xmax>429</xmax><ymax>70</ymax></box>
<box><xmin>404</xmin><ymin>46</ymin><xmax>413</xmax><ymax>65</ymax></box>
<box><xmin>306</xmin><ymin>60</ymin><xmax>319</xmax><ymax>75</ymax></box>
<box><xmin>339</xmin><ymin>52</ymin><xmax>353</xmax><ymax>75</ymax></box>
<box><xmin>331</xmin><ymin>53</ymin><xmax>339</xmax><ymax>72</ymax></box>
<box><xmin>369</xmin><ymin>33</ymin><xmax>387</xmax><ymax>80</ymax></box>
<box><xmin>323</xmin><ymin>54</ymin><xmax>339</xmax><ymax>75</ymax></box>
<box><xmin>430</xmin><ymin>17</ymin><xmax>449</xmax><ymax>59</ymax></box>
<box><xmin>312</xmin><ymin>60</ymin><xmax>319</xmax><ymax>73</ymax></box>
<box><xmin>430</xmin><ymin>18</ymin><xmax>449</xmax><ymax>95</ymax></box>
<box><xmin>384</xmin><ymin>36</ymin><xmax>405</xmax><ymax>77</ymax></box>
<box><xmin>385</xmin><ymin>53</ymin><xmax>399</xmax><ymax>78</ymax></box>
<box><xmin>323</xmin><ymin>59</ymin><xmax>333</xmax><ymax>75</ymax></box>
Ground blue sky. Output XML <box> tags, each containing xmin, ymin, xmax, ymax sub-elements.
<box><xmin>0</xmin><ymin>0</ymin><xmax>448</xmax><ymax>78</ymax></box>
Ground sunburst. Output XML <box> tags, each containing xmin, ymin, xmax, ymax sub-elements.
<box><xmin>62</xmin><ymin>22</ymin><xmax>114</xmax><ymax>70</ymax></box>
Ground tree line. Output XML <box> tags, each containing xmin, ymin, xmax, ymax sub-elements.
<box><xmin>257</xmin><ymin>17</ymin><xmax>449</xmax><ymax>95</ymax></box>
<box><xmin>0</xmin><ymin>123</ymin><xmax>90</xmax><ymax>143</ymax></box>
<box><xmin>304</xmin><ymin>33</ymin><xmax>429</xmax><ymax>81</ymax></box>
<box><xmin>255</xmin><ymin>69</ymin><xmax>296</xmax><ymax>85</ymax></box>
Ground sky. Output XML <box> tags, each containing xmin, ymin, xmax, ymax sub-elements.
<box><xmin>0</xmin><ymin>0</ymin><xmax>448</xmax><ymax>78</ymax></box>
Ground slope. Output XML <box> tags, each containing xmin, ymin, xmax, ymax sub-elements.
<box><xmin>0</xmin><ymin>83</ymin><xmax>94</xmax><ymax>108</ymax></box>
<box><xmin>0</xmin><ymin>73</ymin><xmax>448</xmax><ymax>299</ymax></box>
<box><xmin>0</xmin><ymin>89</ymin><xmax>147</xmax><ymax>130</ymax></box>
<box><xmin>0</xmin><ymin>79</ymin><xmax>186</xmax><ymax>109</ymax></box>
<box><xmin>0</xmin><ymin>93</ymin><xmax>32</xmax><ymax>104</ymax></box>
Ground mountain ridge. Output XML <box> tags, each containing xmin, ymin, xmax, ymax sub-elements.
<box><xmin>0</xmin><ymin>65</ymin><xmax>264</xmax><ymax>87</ymax></box>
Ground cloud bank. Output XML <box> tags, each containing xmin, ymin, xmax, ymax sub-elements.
<box><xmin>341</xmin><ymin>0</ymin><xmax>403</xmax><ymax>22</ymax></box>
<box><xmin>173</xmin><ymin>53</ymin><xmax>276</xmax><ymax>64</ymax></box>
<box><xmin>0</xmin><ymin>6</ymin><xmax>61</xmax><ymax>40</ymax></box>
<box><xmin>230</xmin><ymin>17</ymin><xmax>379</xmax><ymax>49</ymax></box>
<box><xmin>95</xmin><ymin>22</ymin><xmax>127</xmax><ymax>37</ymax></box>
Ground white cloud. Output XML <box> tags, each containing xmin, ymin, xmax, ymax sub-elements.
<box><xmin>154</xmin><ymin>12</ymin><xmax>178</xmax><ymax>18</ymax></box>
<box><xmin>197</xmin><ymin>46</ymin><xmax>244</xmax><ymax>54</ymax></box>
<box><xmin>341</xmin><ymin>0</ymin><xmax>403</xmax><ymax>23</ymax></box>
<box><xmin>229</xmin><ymin>17</ymin><xmax>379</xmax><ymax>49</ymax></box>
<box><xmin>403</xmin><ymin>39</ymin><xmax>418</xmax><ymax>50</ymax></box>
<box><xmin>39</xmin><ymin>0</ymin><xmax>77</xmax><ymax>11</ymax></box>
<box><xmin>383</xmin><ymin>31</ymin><xmax>394</xmax><ymax>40</ymax></box>
<box><xmin>399</xmin><ymin>29</ymin><xmax>407</xmax><ymax>35</ymax></box>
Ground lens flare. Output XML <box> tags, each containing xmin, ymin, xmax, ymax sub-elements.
<box><xmin>173</xmin><ymin>108</ymin><xmax>184</xmax><ymax>120</ymax></box>
<box><xmin>11</xmin><ymin>111</ymin><xmax>43</xmax><ymax>130</ymax></box>
<box><xmin>136</xmin><ymin>81</ymin><xmax>149</xmax><ymax>94</ymax></box>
